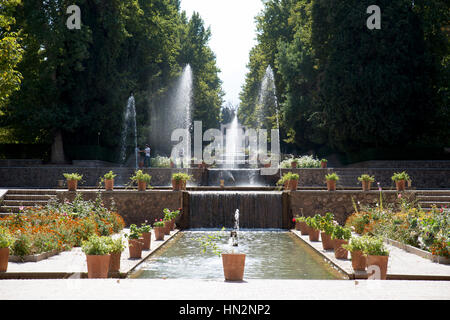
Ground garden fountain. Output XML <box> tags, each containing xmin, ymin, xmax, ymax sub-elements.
<box><xmin>119</xmin><ymin>93</ymin><xmax>138</xmax><ymax>168</ymax></box>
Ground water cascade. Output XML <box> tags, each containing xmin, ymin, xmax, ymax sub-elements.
<box><xmin>189</xmin><ymin>191</ymin><xmax>283</xmax><ymax>229</ymax></box>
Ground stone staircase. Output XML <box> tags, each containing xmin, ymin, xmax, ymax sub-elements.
<box><xmin>416</xmin><ymin>191</ymin><xmax>450</xmax><ymax>211</ymax></box>
<box><xmin>0</xmin><ymin>189</ymin><xmax>57</xmax><ymax>216</ymax></box>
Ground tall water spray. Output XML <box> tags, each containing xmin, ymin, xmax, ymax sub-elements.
<box><xmin>119</xmin><ymin>94</ymin><xmax>138</xmax><ymax>168</ymax></box>
<box><xmin>258</xmin><ymin>66</ymin><xmax>281</xmax><ymax>170</ymax></box>
<box><xmin>170</xmin><ymin>64</ymin><xmax>193</xmax><ymax>165</ymax></box>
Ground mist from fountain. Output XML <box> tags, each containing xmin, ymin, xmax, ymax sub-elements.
<box><xmin>258</xmin><ymin>65</ymin><xmax>281</xmax><ymax>173</ymax></box>
<box><xmin>119</xmin><ymin>94</ymin><xmax>138</xmax><ymax>168</ymax></box>
<box><xmin>170</xmin><ymin>64</ymin><xmax>193</xmax><ymax>166</ymax></box>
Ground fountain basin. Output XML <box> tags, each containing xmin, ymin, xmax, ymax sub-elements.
<box><xmin>131</xmin><ymin>230</ymin><xmax>346</xmax><ymax>280</ymax></box>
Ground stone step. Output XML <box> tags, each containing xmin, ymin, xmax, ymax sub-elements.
<box><xmin>2</xmin><ymin>200</ymin><xmax>49</xmax><ymax>207</ymax></box>
<box><xmin>4</xmin><ymin>194</ymin><xmax>56</xmax><ymax>201</ymax></box>
<box><xmin>6</xmin><ymin>189</ymin><xmax>57</xmax><ymax>195</ymax></box>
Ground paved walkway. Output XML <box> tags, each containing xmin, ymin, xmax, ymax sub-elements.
<box><xmin>0</xmin><ymin>279</ymin><xmax>449</xmax><ymax>300</ymax></box>
<box><xmin>291</xmin><ymin>230</ymin><xmax>450</xmax><ymax>280</ymax></box>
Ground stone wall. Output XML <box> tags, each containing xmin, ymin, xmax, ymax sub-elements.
<box><xmin>0</xmin><ymin>167</ymin><xmax>203</xmax><ymax>188</ymax></box>
<box><xmin>0</xmin><ymin>166</ymin><xmax>449</xmax><ymax>188</ymax></box>
<box><xmin>56</xmin><ymin>190</ymin><xmax>183</xmax><ymax>227</ymax></box>
<box><xmin>289</xmin><ymin>190</ymin><xmax>414</xmax><ymax>225</ymax></box>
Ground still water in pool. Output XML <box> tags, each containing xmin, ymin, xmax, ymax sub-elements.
<box><xmin>133</xmin><ymin>230</ymin><xmax>346</xmax><ymax>280</ymax></box>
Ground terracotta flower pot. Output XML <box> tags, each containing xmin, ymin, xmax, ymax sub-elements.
<box><xmin>291</xmin><ymin>162</ymin><xmax>297</xmax><ymax>168</ymax></box>
<box><xmin>86</xmin><ymin>254</ymin><xmax>111</xmax><ymax>278</ymax></box>
<box><xmin>170</xmin><ymin>219</ymin><xmax>176</xmax><ymax>231</ymax></box>
<box><xmin>326</xmin><ymin>180</ymin><xmax>336</xmax><ymax>191</ymax></box>
<box><xmin>300</xmin><ymin>223</ymin><xmax>310</xmax><ymax>235</ymax></box>
<box><xmin>182</xmin><ymin>180</ymin><xmax>187</xmax><ymax>190</ymax></box>
<box><xmin>137</xmin><ymin>180</ymin><xmax>146</xmax><ymax>191</ymax></box>
<box><xmin>222</xmin><ymin>253</ymin><xmax>246</xmax><ymax>281</ymax></box>
<box><xmin>172</xmin><ymin>179</ymin><xmax>183</xmax><ymax>191</ymax></box>
<box><xmin>321</xmin><ymin>161</ymin><xmax>327</xmax><ymax>168</ymax></box>
<box><xmin>333</xmin><ymin>239</ymin><xmax>349</xmax><ymax>259</ymax></box>
<box><xmin>154</xmin><ymin>227</ymin><xmax>165</xmax><ymax>241</ymax></box>
<box><xmin>163</xmin><ymin>221</ymin><xmax>171</xmax><ymax>235</ymax></box>
<box><xmin>308</xmin><ymin>228</ymin><xmax>320</xmax><ymax>242</ymax></box>
<box><xmin>367</xmin><ymin>255</ymin><xmax>389</xmax><ymax>280</ymax></box>
<box><xmin>361</xmin><ymin>181</ymin><xmax>371</xmax><ymax>192</ymax></box>
<box><xmin>109</xmin><ymin>252</ymin><xmax>122</xmax><ymax>273</ymax></box>
<box><xmin>321</xmin><ymin>232</ymin><xmax>334</xmax><ymax>250</ymax></box>
<box><xmin>0</xmin><ymin>247</ymin><xmax>9</xmax><ymax>272</ymax></box>
<box><xmin>105</xmin><ymin>179</ymin><xmax>114</xmax><ymax>191</ymax></box>
<box><xmin>295</xmin><ymin>221</ymin><xmax>302</xmax><ymax>231</ymax></box>
<box><xmin>288</xmin><ymin>179</ymin><xmax>298</xmax><ymax>191</ymax></box>
<box><xmin>128</xmin><ymin>239</ymin><xmax>143</xmax><ymax>259</ymax></box>
<box><xmin>351</xmin><ymin>250</ymin><xmax>367</xmax><ymax>271</ymax></box>
<box><xmin>67</xmin><ymin>179</ymin><xmax>78</xmax><ymax>191</ymax></box>
<box><xmin>141</xmin><ymin>232</ymin><xmax>151</xmax><ymax>250</ymax></box>
<box><xmin>395</xmin><ymin>180</ymin><xmax>406</xmax><ymax>192</ymax></box>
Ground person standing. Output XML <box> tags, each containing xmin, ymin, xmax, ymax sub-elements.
<box><xmin>144</xmin><ymin>144</ymin><xmax>151</xmax><ymax>168</ymax></box>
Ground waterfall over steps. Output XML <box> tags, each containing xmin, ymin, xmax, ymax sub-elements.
<box><xmin>188</xmin><ymin>191</ymin><xmax>283</xmax><ymax>229</ymax></box>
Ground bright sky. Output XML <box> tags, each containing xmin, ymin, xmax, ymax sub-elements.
<box><xmin>180</xmin><ymin>0</ymin><xmax>264</xmax><ymax>107</ymax></box>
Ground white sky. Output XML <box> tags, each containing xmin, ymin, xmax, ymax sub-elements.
<box><xmin>180</xmin><ymin>0</ymin><xmax>264</xmax><ymax>107</ymax></box>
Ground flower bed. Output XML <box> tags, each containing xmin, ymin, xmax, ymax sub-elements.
<box><xmin>345</xmin><ymin>193</ymin><xmax>449</xmax><ymax>260</ymax></box>
<box><xmin>0</xmin><ymin>193</ymin><xmax>125</xmax><ymax>260</ymax></box>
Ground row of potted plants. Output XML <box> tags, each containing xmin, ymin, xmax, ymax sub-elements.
<box><xmin>294</xmin><ymin>213</ymin><xmax>390</xmax><ymax>279</ymax></box>
<box><xmin>63</xmin><ymin>170</ymin><xmax>193</xmax><ymax>192</ymax></box>
<box><xmin>76</xmin><ymin>207</ymin><xmax>183</xmax><ymax>279</ymax></box>
<box><xmin>276</xmin><ymin>171</ymin><xmax>410</xmax><ymax>192</ymax></box>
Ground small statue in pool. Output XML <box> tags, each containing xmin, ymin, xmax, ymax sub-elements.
<box><xmin>230</xmin><ymin>230</ymin><xmax>239</xmax><ymax>247</ymax></box>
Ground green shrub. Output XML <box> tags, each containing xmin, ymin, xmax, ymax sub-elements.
<box><xmin>81</xmin><ymin>235</ymin><xmax>111</xmax><ymax>255</ymax></box>
<box><xmin>325</xmin><ymin>172</ymin><xmax>340</xmax><ymax>181</ymax></box>
<box><xmin>391</xmin><ymin>171</ymin><xmax>410</xmax><ymax>182</ymax></box>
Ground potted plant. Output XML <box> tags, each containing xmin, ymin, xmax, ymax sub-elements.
<box><xmin>130</xmin><ymin>170</ymin><xmax>151</xmax><ymax>191</ymax></box>
<box><xmin>63</xmin><ymin>173</ymin><xmax>83</xmax><ymax>191</ymax></box>
<box><xmin>277</xmin><ymin>172</ymin><xmax>299</xmax><ymax>191</ymax></box>
<box><xmin>163</xmin><ymin>208</ymin><xmax>180</xmax><ymax>231</ymax></box>
<box><xmin>331</xmin><ymin>225</ymin><xmax>352</xmax><ymax>259</ymax></box>
<box><xmin>291</xmin><ymin>158</ymin><xmax>298</xmax><ymax>168</ymax></box>
<box><xmin>139</xmin><ymin>221</ymin><xmax>152</xmax><ymax>250</ymax></box>
<box><xmin>153</xmin><ymin>219</ymin><xmax>165</xmax><ymax>241</ymax></box>
<box><xmin>196</xmin><ymin>228</ymin><xmax>246</xmax><ymax>281</ymax></box>
<box><xmin>125</xmin><ymin>224</ymin><xmax>143</xmax><ymax>259</ymax></box>
<box><xmin>325</xmin><ymin>173</ymin><xmax>339</xmax><ymax>191</ymax></box>
<box><xmin>363</xmin><ymin>236</ymin><xmax>390</xmax><ymax>280</ymax></box>
<box><xmin>102</xmin><ymin>171</ymin><xmax>117</xmax><ymax>191</ymax></box>
<box><xmin>104</xmin><ymin>237</ymin><xmax>125</xmax><ymax>274</ymax></box>
<box><xmin>358</xmin><ymin>174</ymin><xmax>375</xmax><ymax>191</ymax></box>
<box><xmin>342</xmin><ymin>236</ymin><xmax>368</xmax><ymax>271</ymax></box>
<box><xmin>391</xmin><ymin>171</ymin><xmax>410</xmax><ymax>192</ymax></box>
<box><xmin>306</xmin><ymin>215</ymin><xmax>321</xmax><ymax>242</ymax></box>
<box><xmin>320</xmin><ymin>159</ymin><xmax>328</xmax><ymax>168</ymax></box>
<box><xmin>0</xmin><ymin>227</ymin><xmax>15</xmax><ymax>272</ymax></box>
<box><xmin>294</xmin><ymin>216</ymin><xmax>309</xmax><ymax>235</ymax></box>
<box><xmin>318</xmin><ymin>212</ymin><xmax>335</xmax><ymax>250</ymax></box>
<box><xmin>81</xmin><ymin>235</ymin><xmax>112</xmax><ymax>278</ymax></box>
<box><xmin>287</xmin><ymin>173</ymin><xmax>299</xmax><ymax>191</ymax></box>
<box><xmin>172</xmin><ymin>172</ymin><xmax>192</xmax><ymax>191</ymax></box>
